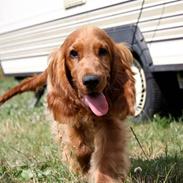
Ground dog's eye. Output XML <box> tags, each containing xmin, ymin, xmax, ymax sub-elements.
<box><xmin>70</xmin><ymin>50</ymin><xmax>78</xmax><ymax>59</ymax></box>
<box><xmin>98</xmin><ymin>47</ymin><xmax>108</xmax><ymax>57</ymax></box>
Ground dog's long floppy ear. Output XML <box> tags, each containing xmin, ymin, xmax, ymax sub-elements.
<box><xmin>48</xmin><ymin>48</ymin><xmax>75</xmax><ymax>99</ymax></box>
<box><xmin>109</xmin><ymin>43</ymin><xmax>135</xmax><ymax>117</ymax></box>
<box><xmin>0</xmin><ymin>70</ymin><xmax>47</xmax><ymax>105</ymax></box>
<box><xmin>47</xmin><ymin>48</ymin><xmax>79</xmax><ymax>120</ymax></box>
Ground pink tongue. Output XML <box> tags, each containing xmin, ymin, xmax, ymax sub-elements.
<box><xmin>84</xmin><ymin>93</ymin><xmax>109</xmax><ymax>116</ymax></box>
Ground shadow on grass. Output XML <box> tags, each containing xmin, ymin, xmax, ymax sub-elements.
<box><xmin>130</xmin><ymin>155</ymin><xmax>183</xmax><ymax>183</ymax></box>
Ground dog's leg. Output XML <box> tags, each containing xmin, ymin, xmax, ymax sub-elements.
<box><xmin>53</xmin><ymin>122</ymin><xmax>93</xmax><ymax>174</ymax></box>
<box><xmin>67</xmin><ymin>126</ymin><xmax>93</xmax><ymax>173</ymax></box>
<box><xmin>89</xmin><ymin>118</ymin><xmax>130</xmax><ymax>183</ymax></box>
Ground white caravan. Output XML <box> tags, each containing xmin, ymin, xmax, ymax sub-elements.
<box><xmin>0</xmin><ymin>0</ymin><xmax>183</xmax><ymax>121</ymax></box>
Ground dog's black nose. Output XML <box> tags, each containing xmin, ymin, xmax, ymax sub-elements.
<box><xmin>82</xmin><ymin>75</ymin><xmax>100</xmax><ymax>89</ymax></box>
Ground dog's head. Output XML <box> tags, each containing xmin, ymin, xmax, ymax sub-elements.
<box><xmin>48</xmin><ymin>26</ymin><xmax>135</xmax><ymax>117</ymax></box>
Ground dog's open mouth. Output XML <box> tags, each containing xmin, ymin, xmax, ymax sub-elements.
<box><xmin>83</xmin><ymin>92</ymin><xmax>109</xmax><ymax>116</ymax></box>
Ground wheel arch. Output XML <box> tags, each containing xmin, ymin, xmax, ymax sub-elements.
<box><xmin>105</xmin><ymin>24</ymin><xmax>153</xmax><ymax>69</ymax></box>
<box><xmin>106</xmin><ymin>25</ymin><xmax>162</xmax><ymax>121</ymax></box>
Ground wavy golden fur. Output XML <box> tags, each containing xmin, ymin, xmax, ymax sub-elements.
<box><xmin>0</xmin><ymin>26</ymin><xmax>135</xmax><ymax>183</ymax></box>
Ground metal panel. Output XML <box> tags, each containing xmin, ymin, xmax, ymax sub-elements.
<box><xmin>144</xmin><ymin>27</ymin><xmax>183</xmax><ymax>42</ymax></box>
<box><xmin>148</xmin><ymin>39</ymin><xmax>183</xmax><ymax>66</ymax></box>
<box><xmin>0</xmin><ymin>0</ymin><xmax>182</xmax><ymax>74</ymax></box>
<box><xmin>1</xmin><ymin>56</ymin><xmax>48</xmax><ymax>74</ymax></box>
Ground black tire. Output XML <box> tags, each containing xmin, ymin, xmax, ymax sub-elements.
<box><xmin>132</xmin><ymin>59</ymin><xmax>162</xmax><ymax>122</ymax></box>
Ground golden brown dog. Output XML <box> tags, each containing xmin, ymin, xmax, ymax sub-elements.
<box><xmin>0</xmin><ymin>26</ymin><xmax>135</xmax><ymax>183</ymax></box>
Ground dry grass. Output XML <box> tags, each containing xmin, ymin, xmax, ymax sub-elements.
<box><xmin>0</xmin><ymin>78</ymin><xmax>183</xmax><ymax>182</ymax></box>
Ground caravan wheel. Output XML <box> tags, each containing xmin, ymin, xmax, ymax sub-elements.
<box><xmin>132</xmin><ymin>59</ymin><xmax>162</xmax><ymax>122</ymax></box>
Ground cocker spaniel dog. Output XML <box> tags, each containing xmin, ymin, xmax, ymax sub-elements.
<box><xmin>0</xmin><ymin>26</ymin><xmax>135</xmax><ymax>183</ymax></box>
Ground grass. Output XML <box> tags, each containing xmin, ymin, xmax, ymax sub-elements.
<box><xmin>0</xmin><ymin>78</ymin><xmax>183</xmax><ymax>182</ymax></box>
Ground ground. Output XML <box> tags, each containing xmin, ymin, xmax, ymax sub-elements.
<box><xmin>0</xmin><ymin>78</ymin><xmax>183</xmax><ymax>183</ymax></box>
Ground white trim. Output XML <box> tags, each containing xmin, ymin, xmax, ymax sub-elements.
<box><xmin>1</xmin><ymin>56</ymin><xmax>48</xmax><ymax>74</ymax></box>
<box><xmin>148</xmin><ymin>39</ymin><xmax>183</xmax><ymax>65</ymax></box>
